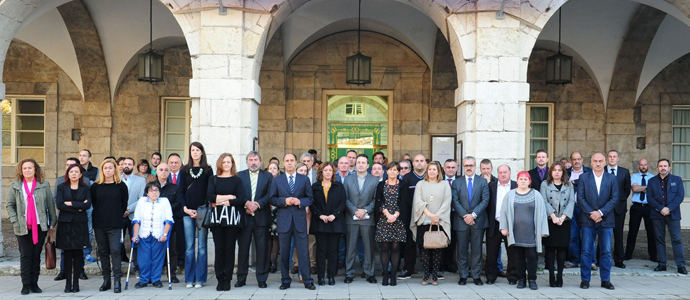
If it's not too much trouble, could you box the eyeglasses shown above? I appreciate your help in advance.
[401,167,410,170]
[463,164,475,168]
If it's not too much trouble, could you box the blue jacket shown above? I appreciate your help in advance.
[269,172,313,233]
[576,171,618,228]
[647,174,685,220]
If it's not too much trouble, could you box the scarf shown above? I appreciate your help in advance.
[23,178,39,244]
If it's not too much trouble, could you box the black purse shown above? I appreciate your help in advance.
[195,204,212,230]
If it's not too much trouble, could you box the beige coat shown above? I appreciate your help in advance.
[5,179,57,236]
[411,180,452,242]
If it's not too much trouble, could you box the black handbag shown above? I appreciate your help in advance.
[195,204,212,230]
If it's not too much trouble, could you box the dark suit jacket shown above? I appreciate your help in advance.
[486,180,517,238]
[56,184,91,223]
[451,174,490,231]
[238,169,274,227]
[647,174,685,220]
[528,167,548,190]
[159,181,182,218]
[605,166,631,214]
[310,181,346,234]
[270,172,313,233]
[576,171,619,228]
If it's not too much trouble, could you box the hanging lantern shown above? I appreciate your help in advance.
[138,0,164,82]
[346,0,371,86]
[545,9,572,85]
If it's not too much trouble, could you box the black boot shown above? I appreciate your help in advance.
[556,275,563,287]
[549,273,556,287]
[99,277,111,291]
[73,276,80,293]
[528,279,538,290]
[21,284,30,295]
[113,280,121,293]
[64,280,72,293]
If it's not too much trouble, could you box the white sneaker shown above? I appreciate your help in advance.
[194,283,203,288]
[186,283,193,288]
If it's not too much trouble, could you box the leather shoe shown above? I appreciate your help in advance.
[171,276,180,283]
[508,280,517,285]
[516,279,526,289]
[54,273,66,281]
[318,278,325,286]
[486,279,495,284]
[601,281,615,290]
[279,283,290,290]
[344,277,353,283]
[305,283,316,290]
[99,278,111,291]
[580,281,589,289]
[474,278,483,286]
[678,267,688,275]
[367,276,377,284]
[79,272,88,280]
[153,281,163,288]
[30,284,42,293]
[113,280,121,293]
[135,282,147,289]
[21,285,30,295]
[328,278,335,285]
[458,278,467,285]
[497,271,507,278]
[615,262,626,268]
[528,280,538,290]
[234,281,246,288]
[654,265,667,272]
[258,281,268,288]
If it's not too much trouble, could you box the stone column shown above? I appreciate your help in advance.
[452,12,530,173]
[178,9,270,168]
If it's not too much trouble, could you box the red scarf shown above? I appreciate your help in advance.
[23,178,39,244]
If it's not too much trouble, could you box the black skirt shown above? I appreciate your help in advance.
[542,219,571,248]
[56,222,89,250]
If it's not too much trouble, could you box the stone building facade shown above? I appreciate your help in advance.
[1,0,690,256]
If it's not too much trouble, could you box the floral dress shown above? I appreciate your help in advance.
[375,182,406,242]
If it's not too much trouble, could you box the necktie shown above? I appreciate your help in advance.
[640,174,646,201]
[448,179,453,187]
[467,177,473,206]
[610,168,615,176]
[172,173,177,185]
[23,178,39,245]
[538,168,545,180]
[289,175,295,195]
[250,172,258,201]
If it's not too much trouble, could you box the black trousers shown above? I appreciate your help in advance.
[485,222,516,282]
[442,217,457,272]
[625,203,657,260]
[64,249,84,287]
[173,216,185,266]
[513,246,537,281]
[402,228,417,272]
[315,232,340,279]
[95,227,123,278]
[613,211,626,264]
[211,227,241,281]
[17,229,47,285]
[237,218,270,283]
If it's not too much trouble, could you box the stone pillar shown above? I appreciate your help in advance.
[453,12,530,173]
[181,9,270,169]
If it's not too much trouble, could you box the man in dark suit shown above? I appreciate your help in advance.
[647,158,687,274]
[528,149,549,190]
[484,164,517,284]
[577,153,618,290]
[269,153,315,290]
[166,153,185,268]
[236,151,274,288]
[566,151,592,268]
[343,154,379,284]
[452,156,489,286]
[155,163,180,283]
[604,150,631,269]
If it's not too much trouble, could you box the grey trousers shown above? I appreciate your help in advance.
[455,228,485,279]
[345,224,375,277]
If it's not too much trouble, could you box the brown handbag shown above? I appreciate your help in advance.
[44,230,56,269]
[423,224,449,249]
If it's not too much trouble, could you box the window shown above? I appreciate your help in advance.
[525,103,553,170]
[161,98,192,161]
[2,97,45,165]
[345,103,364,116]
[672,106,690,193]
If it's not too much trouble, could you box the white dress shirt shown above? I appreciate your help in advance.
[132,196,174,239]
[495,182,512,221]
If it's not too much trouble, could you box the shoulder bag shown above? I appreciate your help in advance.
[423,224,449,249]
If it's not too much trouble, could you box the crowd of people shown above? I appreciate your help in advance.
[3,145,686,294]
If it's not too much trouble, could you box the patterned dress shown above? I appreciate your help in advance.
[375,182,406,242]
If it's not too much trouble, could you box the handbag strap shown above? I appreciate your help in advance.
[427,224,440,232]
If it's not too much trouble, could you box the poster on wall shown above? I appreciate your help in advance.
[431,135,456,163]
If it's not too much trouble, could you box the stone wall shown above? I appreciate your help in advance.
[258,30,457,163]
[528,49,606,164]
[111,45,192,160]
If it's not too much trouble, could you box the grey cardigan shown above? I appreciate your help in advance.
[539,181,575,219]
[499,189,549,252]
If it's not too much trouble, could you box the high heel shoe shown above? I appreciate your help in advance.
[549,274,556,287]
[390,277,397,286]
[382,275,389,286]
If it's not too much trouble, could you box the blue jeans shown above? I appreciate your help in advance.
[183,216,208,284]
[581,225,612,282]
[497,247,504,272]
[653,217,686,268]
[83,206,94,258]
[137,235,166,284]
[568,205,581,264]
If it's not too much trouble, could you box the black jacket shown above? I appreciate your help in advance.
[160,181,182,218]
[237,169,274,227]
[310,181,346,234]
[485,180,517,238]
[56,184,91,223]
[528,167,548,190]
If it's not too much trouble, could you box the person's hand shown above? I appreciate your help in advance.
[305,206,310,214]
[184,207,197,218]
[293,199,301,206]
[246,201,259,212]
[320,215,329,223]
[463,214,474,225]
[65,201,73,207]
[430,214,440,224]
[551,215,560,224]
[501,229,509,236]
[355,209,366,219]
[386,214,396,223]
[245,208,254,215]
[661,207,670,216]
[542,234,548,237]
[131,237,139,243]
[158,235,168,242]
[123,210,130,218]
[327,215,336,222]
[590,210,602,221]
